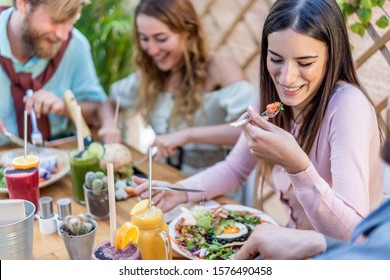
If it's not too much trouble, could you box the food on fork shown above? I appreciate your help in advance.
[262,101,284,117]
[230,101,284,127]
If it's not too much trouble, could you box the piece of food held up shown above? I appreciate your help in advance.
[230,101,284,127]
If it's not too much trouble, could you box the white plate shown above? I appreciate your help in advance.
[168,204,278,260]
[0,148,70,193]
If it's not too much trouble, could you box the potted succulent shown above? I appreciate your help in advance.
[84,171,109,220]
[59,214,97,260]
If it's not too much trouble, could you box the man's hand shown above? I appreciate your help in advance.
[235,223,326,260]
[0,119,6,134]
[24,89,66,118]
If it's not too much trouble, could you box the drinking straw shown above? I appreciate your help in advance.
[107,163,117,247]
[148,147,152,207]
[113,96,121,129]
[24,110,27,158]
[75,105,84,152]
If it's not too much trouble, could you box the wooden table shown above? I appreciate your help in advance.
[0,139,236,260]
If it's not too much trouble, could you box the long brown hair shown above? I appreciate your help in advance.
[256,0,375,204]
[133,0,208,127]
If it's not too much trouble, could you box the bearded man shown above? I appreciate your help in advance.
[0,0,106,145]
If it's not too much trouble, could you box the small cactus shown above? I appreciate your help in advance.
[61,214,95,236]
[92,178,104,191]
[95,171,105,179]
[84,171,108,194]
[85,171,96,189]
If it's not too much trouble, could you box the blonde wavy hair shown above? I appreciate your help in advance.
[133,0,208,127]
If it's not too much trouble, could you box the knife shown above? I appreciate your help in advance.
[152,186,206,193]
[63,90,93,147]
[3,130,36,150]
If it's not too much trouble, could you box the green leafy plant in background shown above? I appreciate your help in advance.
[76,0,137,93]
[337,0,390,37]
[0,0,11,5]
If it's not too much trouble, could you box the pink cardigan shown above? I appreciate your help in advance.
[179,83,383,240]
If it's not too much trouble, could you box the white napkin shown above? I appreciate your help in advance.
[0,200,25,225]
[164,200,219,223]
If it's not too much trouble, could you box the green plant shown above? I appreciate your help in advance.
[85,171,108,194]
[61,214,95,236]
[76,0,136,92]
[337,0,390,37]
[0,0,12,5]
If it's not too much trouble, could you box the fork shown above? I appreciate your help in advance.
[26,89,43,147]
[132,146,158,168]
[152,186,205,193]
[230,107,282,127]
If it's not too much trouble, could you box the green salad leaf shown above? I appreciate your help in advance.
[196,211,213,230]
[203,240,235,260]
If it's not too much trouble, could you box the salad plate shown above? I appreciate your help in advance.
[0,148,70,193]
[168,204,278,260]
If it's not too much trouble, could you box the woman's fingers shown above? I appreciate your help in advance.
[247,105,272,130]
[132,176,147,184]
[133,178,169,203]
[151,190,165,205]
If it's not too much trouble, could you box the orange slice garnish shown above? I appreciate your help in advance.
[130,199,151,216]
[12,155,40,169]
[115,221,139,250]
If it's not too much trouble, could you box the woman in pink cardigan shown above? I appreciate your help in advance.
[134,0,383,240]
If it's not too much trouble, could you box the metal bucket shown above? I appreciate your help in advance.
[0,200,35,260]
[59,219,97,260]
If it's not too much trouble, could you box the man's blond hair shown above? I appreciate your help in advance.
[12,0,90,20]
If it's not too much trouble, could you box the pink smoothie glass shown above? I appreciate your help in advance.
[4,156,40,214]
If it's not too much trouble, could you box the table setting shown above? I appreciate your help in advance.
[0,95,278,260]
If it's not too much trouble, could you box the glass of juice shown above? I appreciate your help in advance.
[69,150,100,205]
[92,241,141,260]
[130,201,172,260]
[4,155,40,214]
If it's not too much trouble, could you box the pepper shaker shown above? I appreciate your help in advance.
[38,196,57,234]
[56,198,72,234]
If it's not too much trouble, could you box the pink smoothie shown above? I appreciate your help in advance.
[93,241,141,260]
[4,167,39,214]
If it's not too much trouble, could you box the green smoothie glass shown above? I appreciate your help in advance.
[69,143,104,204]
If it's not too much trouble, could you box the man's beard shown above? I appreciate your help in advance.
[21,14,63,60]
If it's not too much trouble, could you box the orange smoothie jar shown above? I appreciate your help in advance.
[130,205,172,260]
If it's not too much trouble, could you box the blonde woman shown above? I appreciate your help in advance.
[98,0,257,178]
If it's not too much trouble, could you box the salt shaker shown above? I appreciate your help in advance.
[38,196,57,234]
[56,198,72,234]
